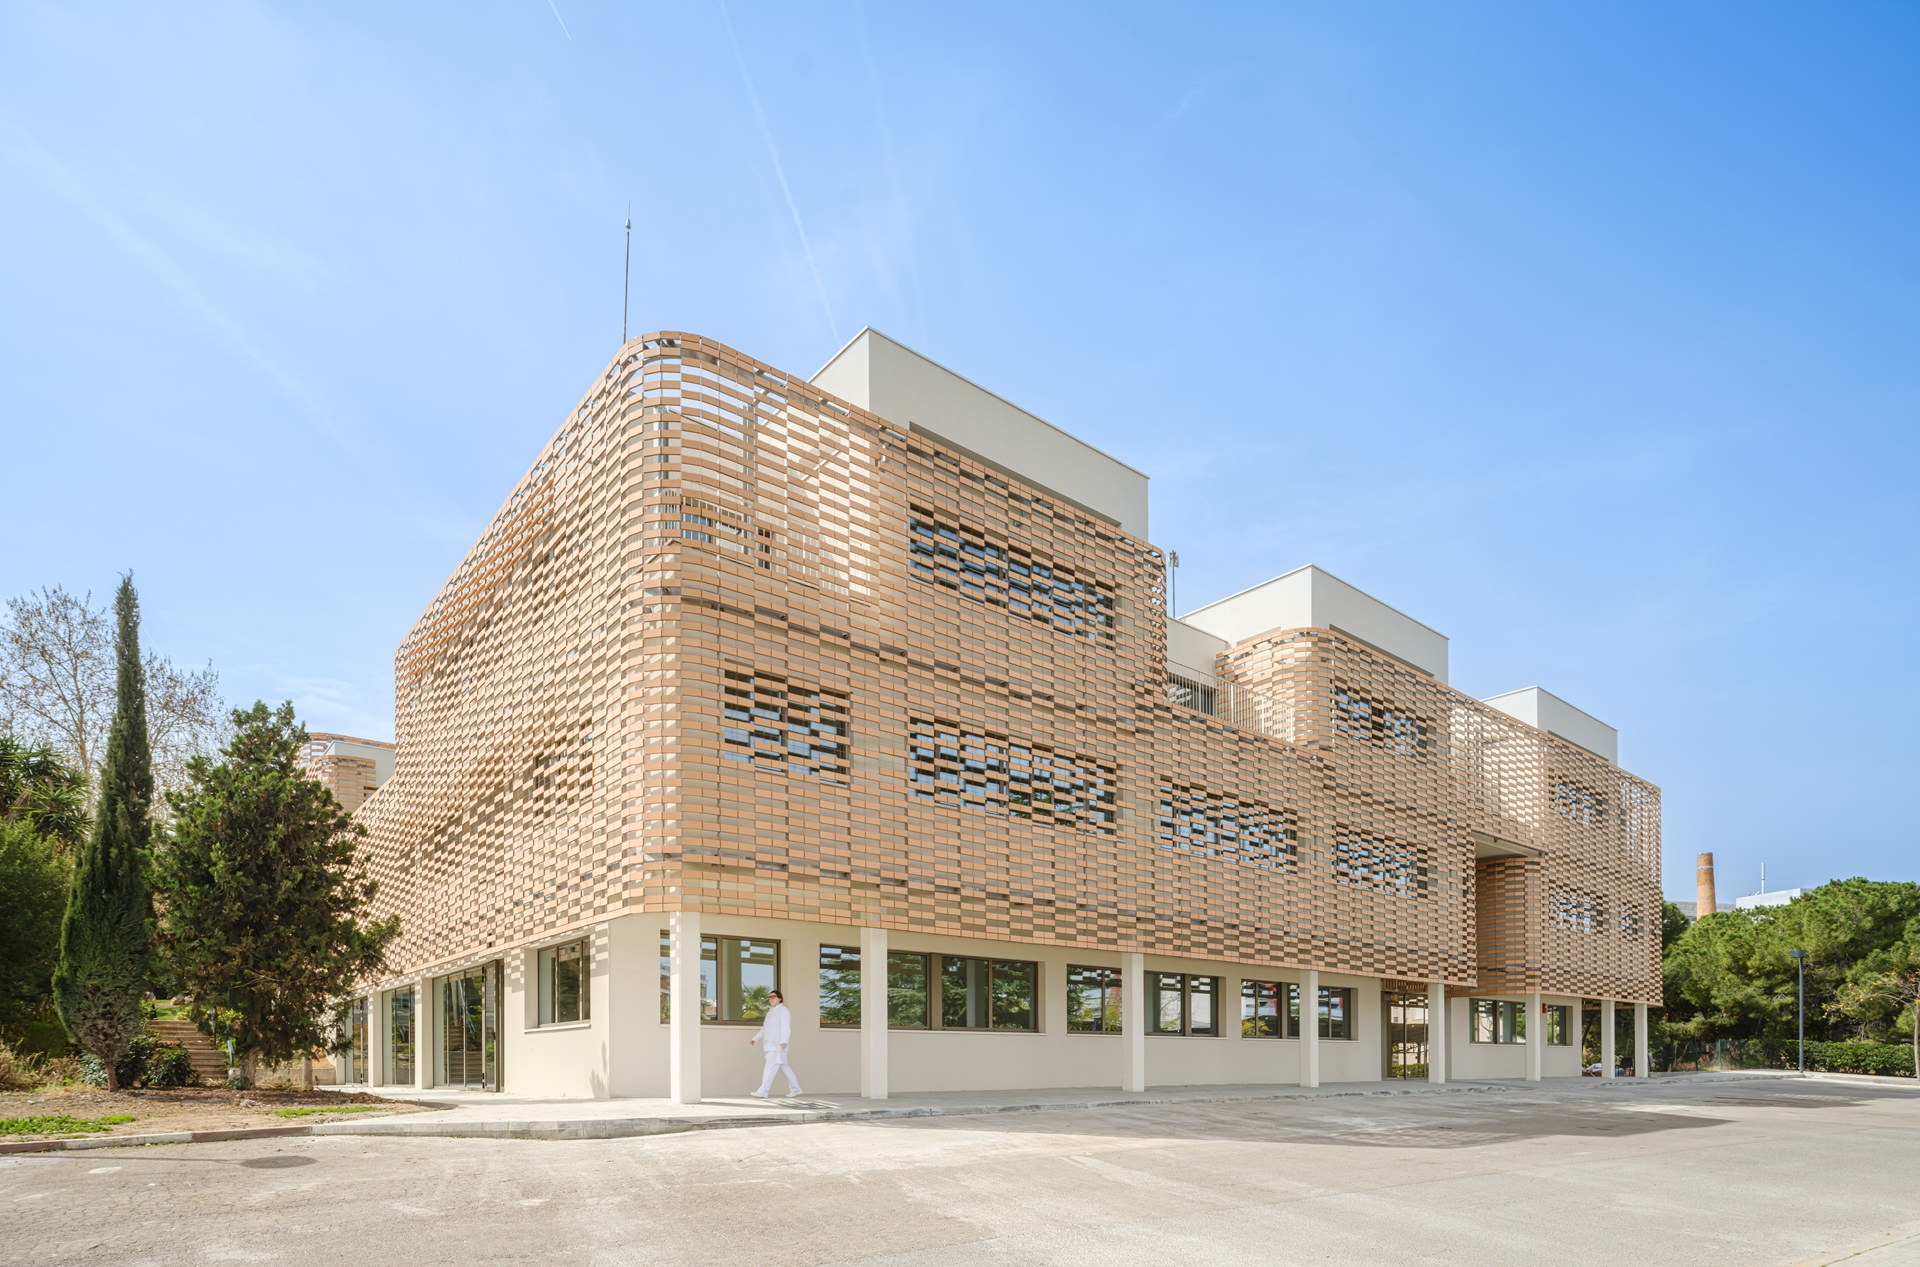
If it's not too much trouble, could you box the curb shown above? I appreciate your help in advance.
[311,1081,1526,1142]
[0,1124,315,1155]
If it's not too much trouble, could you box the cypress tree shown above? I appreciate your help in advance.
[51,575,152,1090]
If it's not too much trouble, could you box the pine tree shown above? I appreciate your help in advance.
[155,701,398,1081]
[51,576,152,1090]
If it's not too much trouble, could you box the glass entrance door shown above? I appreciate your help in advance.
[436,962,500,1090]
[1386,990,1430,1079]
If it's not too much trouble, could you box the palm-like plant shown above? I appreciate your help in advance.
[0,734,90,852]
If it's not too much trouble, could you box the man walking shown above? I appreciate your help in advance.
[749,989,802,1098]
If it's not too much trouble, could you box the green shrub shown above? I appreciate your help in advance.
[1803,1041,1915,1077]
[77,1033,199,1088]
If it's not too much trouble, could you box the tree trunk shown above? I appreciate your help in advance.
[242,1050,258,1086]
[303,1056,313,1091]
[104,1055,119,1093]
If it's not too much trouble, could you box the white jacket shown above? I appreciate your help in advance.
[753,1002,792,1050]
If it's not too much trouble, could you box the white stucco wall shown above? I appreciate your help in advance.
[364,914,1396,1098]
[1479,687,1619,764]
[811,328,1150,539]
[1180,566,1450,682]
[1166,617,1229,686]
[1444,994,1586,1081]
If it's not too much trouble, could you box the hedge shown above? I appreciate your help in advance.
[1801,1041,1915,1077]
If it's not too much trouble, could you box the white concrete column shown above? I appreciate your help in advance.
[1526,991,1544,1082]
[1601,998,1617,1080]
[1634,1002,1650,1079]
[860,926,888,1100]
[669,910,702,1104]
[1299,970,1320,1089]
[1427,982,1447,1084]
[1120,952,1146,1093]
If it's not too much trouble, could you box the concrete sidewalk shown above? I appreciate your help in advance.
[314,1072,1774,1141]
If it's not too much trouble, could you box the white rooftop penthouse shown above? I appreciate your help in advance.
[813,327,1151,538]
[1481,687,1619,765]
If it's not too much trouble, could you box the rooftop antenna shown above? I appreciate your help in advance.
[622,204,632,345]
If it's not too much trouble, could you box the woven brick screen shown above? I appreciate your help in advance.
[357,333,1661,1004]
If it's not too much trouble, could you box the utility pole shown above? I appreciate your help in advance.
[622,204,632,344]
[1790,948,1807,1073]
[1168,551,1179,616]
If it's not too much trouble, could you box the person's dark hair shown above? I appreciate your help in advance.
[768,989,784,1002]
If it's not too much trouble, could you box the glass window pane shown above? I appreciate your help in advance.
[887,951,929,1028]
[659,931,670,1022]
[1151,973,1185,1034]
[1320,986,1351,1040]
[819,945,861,1027]
[1472,998,1496,1043]
[1243,980,1282,1038]
[941,956,993,1029]
[1066,965,1120,1033]
[387,988,414,1085]
[1286,983,1301,1039]
[1189,976,1218,1035]
[541,940,586,1025]
[991,960,1037,1030]
[700,936,779,1023]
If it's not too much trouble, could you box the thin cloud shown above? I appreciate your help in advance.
[545,0,573,41]
[715,0,839,339]
[853,0,928,341]
[0,115,356,459]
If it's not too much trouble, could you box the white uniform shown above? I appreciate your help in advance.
[751,1002,801,1097]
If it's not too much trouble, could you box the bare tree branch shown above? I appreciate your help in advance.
[0,585,228,803]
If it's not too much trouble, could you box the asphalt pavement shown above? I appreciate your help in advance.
[5,1076,1919,1265]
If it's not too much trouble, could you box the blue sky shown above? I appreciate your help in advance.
[3,3,1915,903]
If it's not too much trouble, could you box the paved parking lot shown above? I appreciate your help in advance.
[6,1076,1920,1265]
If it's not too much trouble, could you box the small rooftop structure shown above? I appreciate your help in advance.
[1178,565,1450,682]
[812,328,1150,538]
[1481,686,1619,765]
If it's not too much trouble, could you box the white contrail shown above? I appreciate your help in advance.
[853,0,927,340]
[716,0,839,338]
[0,114,356,459]
[545,0,572,40]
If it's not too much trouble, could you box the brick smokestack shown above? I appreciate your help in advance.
[1696,852,1718,917]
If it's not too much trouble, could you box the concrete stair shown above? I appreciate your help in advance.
[146,1019,228,1084]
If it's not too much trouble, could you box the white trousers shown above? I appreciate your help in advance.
[755,1048,802,1096]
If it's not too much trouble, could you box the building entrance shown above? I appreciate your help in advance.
[1385,990,1429,1079]
[436,962,500,1090]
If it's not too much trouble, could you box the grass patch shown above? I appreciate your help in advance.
[0,1113,136,1137]
[272,1104,385,1118]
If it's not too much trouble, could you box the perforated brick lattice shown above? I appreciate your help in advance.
[357,332,1660,1004]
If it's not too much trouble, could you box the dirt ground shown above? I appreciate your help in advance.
[0,1085,430,1139]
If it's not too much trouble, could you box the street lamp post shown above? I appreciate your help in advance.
[1789,949,1807,1074]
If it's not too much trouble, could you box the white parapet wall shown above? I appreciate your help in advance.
[812,328,1151,539]
[1179,565,1450,682]
[1480,686,1619,764]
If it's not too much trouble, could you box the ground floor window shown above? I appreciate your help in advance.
[1151,973,1219,1035]
[1543,1003,1571,1045]
[537,939,589,1026]
[348,996,369,1082]
[1242,980,1284,1037]
[1286,985,1355,1040]
[819,945,861,1026]
[436,962,500,1090]
[385,987,415,1085]
[1470,998,1527,1044]
[1067,965,1122,1033]
[657,933,781,1024]
[882,953,1036,1031]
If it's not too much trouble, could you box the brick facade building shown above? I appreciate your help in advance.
[344,329,1660,1098]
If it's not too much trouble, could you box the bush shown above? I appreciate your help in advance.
[0,1038,40,1092]
[1804,1041,1915,1077]
[77,1033,200,1089]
